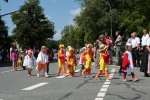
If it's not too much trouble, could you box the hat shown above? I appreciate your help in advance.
[99,44,107,51]
[59,44,64,48]
[87,43,93,48]
[126,43,132,46]
[82,47,86,50]
[28,49,33,53]
[68,47,74,52]
[67,46,71,49]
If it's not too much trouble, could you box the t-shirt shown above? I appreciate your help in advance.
[105,39,110,51]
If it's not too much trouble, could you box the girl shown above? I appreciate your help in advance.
[10,42,18,71]
[95,44,111,80]
[122,43,138,82]
[23,50,36,77]
[36,46,49,78]
[57,44,67,76]
[82,43,94,78]
[67,47,77,77]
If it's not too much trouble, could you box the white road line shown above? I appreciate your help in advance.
[74,69,81,73]
[97,92,106,97]
[56,75,66,78]
[1,68,22,73]
[95,68,116,100]
[100,88,107,92]
[95,98,103,100]
[22,82,48,90]
[104,82,110,85]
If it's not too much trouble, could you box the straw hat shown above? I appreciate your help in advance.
[59,44,64,48]
[87,43,93,48]
[68,47,74,52]
[126,43,132,46]
[99,44,107,51]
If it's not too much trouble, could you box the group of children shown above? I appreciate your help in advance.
[22,42,138,82]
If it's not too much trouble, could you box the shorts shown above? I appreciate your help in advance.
[38,63,47,71]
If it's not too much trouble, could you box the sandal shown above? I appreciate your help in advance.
[132,78,139,82]
[95,76,101,80]
[45,75,49,78]
[123,79,129,82]
[37,74,40,77]
[106,77,111,80]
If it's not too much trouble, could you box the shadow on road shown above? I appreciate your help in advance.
[0,61,12,68]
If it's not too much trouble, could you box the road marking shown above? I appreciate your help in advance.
[100,88,107,92]
[1,68,22,73]
[74,69,80,73]
[104,82,110,85]
[97,92,105,97]
[56,69,81,78]
[56,75,66,78]
[95,68,116,100]
[22,82,48,90]
[95,98,103,100]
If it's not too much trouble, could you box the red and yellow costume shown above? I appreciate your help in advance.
[82,44,94,78]
[67,47,77,77]
[57,44,66,76]
[95,44,110,80]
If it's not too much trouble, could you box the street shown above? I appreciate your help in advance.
[0,55,150,100]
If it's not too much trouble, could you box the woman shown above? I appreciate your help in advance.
[10,42,18,71]
[94,35,106,69]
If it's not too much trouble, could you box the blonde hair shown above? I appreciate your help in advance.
[40,46,46,52]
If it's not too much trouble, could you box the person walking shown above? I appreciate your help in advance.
[10,42,18,71]
[140,30,150,77]
[115,31,122,66]
[94,35,106,69]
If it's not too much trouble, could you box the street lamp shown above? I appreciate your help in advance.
[102,0,112,36]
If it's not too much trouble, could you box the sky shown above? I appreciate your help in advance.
[0,0,82,40]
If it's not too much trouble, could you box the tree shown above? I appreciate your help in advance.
[74,0,119,43]
[11,0,55,48]
[0,18,8,49]
[59,25,74,47]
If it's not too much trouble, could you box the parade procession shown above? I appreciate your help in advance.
[1,0,150,100]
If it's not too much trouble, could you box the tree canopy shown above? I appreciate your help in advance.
[60,0,150,48]
[11,0,55,48]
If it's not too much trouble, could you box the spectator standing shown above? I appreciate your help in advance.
[140,30,150,77]
[115,31,122,66]
[130,32,140,67]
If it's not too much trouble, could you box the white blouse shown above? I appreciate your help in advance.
[23,55,37,67]
[146,38,150,46]
[36,52,48,64]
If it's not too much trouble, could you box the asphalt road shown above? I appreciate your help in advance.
[0,54,150,100]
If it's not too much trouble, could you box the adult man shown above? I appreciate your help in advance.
[130,32,140,67]
[115,31,122,66]
[140,29,150,77]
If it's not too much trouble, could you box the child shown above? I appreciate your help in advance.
[67,47,77,77]
[23,50,36,77]
[57,44,67,76]
[82,43,94,78]
[95,44,111,80]
[36,46,49,78]
[79,47,86,75]
[122,43,138,82]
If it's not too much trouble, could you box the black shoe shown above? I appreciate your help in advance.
[144,74,150,77]
[23,66,26,70]
[118,72,122,75]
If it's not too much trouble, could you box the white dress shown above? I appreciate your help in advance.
[23,55,37,69]
[124,51,134,72]
[36,52,48,64]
